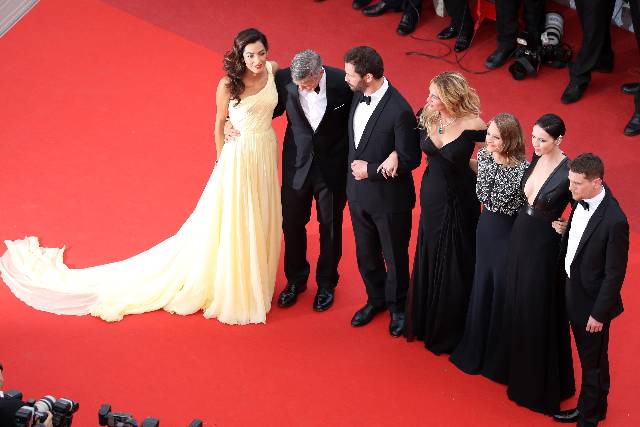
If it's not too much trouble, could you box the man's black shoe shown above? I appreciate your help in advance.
[277,283,307,308]
[313,288,334,312]
[561,81,587,104]
[396,10,419,36]
[484,45,516,69]
[389,312,406,337]
[351,303,385,327]
[454,31,473,52]
[624,112,640,136]
[552,408,579,423]
[352,0,372,9]
[363,1,403,17]
[437,25,458,40]
[621,82,640,95]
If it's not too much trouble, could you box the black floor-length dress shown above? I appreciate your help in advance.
[406,129,484,355]
[450,147,528,379]
[503,155,576,414]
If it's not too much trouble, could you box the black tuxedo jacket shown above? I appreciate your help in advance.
[274,66,353,192]
[560,185,629,322]
[347,83,421,213]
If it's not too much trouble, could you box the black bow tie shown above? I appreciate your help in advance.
[314,85,320,94]
[360,95,372,105]
[578,200,590,211]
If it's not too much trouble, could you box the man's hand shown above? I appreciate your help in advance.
[586,316,604,333]
[223,119,240,143]
[351,160,368,180]
[552,218,568,235]
[377,151,398,179]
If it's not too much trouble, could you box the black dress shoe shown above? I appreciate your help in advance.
[437,25,458,40]
[484,45,516,69]
[624,112,640,136]
[363,1,403,17]
[396,10,419,36]
[352,0,372,9]
[277,283,307,308]
[313,288,334,312]
[389,312,406,337]
[552,408,579,423]
[621,82,640,95]
[561,81,587,104]
[351,303,385,327]
[454,31,473,52]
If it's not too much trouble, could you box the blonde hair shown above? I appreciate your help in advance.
[419,71,481,135]
[489,113,525,164]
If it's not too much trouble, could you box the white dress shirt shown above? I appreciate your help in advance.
[298,68,327,132]
[353,77,389,149]
[565,186,606,277]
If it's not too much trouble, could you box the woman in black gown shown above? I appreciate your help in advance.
[405,71,486,355]
[450,113,528,376]
[503,114,575,414]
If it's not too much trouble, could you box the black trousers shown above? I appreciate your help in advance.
[632,0,640,50]
[566,278,611,427]
[387,0,422,12]
[443,0,474,35]
[494,0,545,48]
[570,0,616,86]
[282,163,346,289]
[349,200,412,313]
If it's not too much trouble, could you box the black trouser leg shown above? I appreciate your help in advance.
[313,178,347,289]
[444,0,474,35]
[402,0,422,13]
[522,0,546,46]
[567,278,610,426]
[571,0,616,86]
[282,177,313,287]
[371,210,412,313]
[495,0,522,48]
[570,320,610,426]
[631,0,640,50]
[349,201,387,309]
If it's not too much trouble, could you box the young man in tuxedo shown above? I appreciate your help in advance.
[273,50,354,312]
[552,153,629,426]
[343,46,421,337]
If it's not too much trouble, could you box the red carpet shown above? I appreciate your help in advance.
[0,0,638,425]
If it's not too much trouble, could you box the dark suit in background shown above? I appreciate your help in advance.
[274,66,353,292]
[347,83,420,313]
[561,186,629,427]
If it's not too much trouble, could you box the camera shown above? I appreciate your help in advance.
[12,394,78,427]
[508,31,541,80]
[98,403,203,427]
[509,12,572,80]
[15,396,55,427]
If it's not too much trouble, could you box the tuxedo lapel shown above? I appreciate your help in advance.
[287,82,312,130]
[572,192,609,266]
[315,72,336,132]
[356,88,392,154]
[348,92,360,149]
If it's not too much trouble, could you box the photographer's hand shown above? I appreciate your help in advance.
[32,411,53,427]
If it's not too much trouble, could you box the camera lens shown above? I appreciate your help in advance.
[34,395,56,412]
[541,12,564,46]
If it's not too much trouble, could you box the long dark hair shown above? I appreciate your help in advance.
[223,28,268,103]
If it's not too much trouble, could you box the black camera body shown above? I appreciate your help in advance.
[508,32,541,80]
[98,403,203,427]
[9,393,78,427]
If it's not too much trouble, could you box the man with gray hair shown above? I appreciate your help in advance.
[272,50,353,311]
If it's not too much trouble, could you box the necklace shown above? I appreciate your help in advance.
[438,115,457,134]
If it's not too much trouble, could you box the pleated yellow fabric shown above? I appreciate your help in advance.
[0,63,282,325]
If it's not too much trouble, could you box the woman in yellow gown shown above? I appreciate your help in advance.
[0,28,282,325]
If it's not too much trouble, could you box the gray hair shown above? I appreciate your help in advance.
[290,50,323,81]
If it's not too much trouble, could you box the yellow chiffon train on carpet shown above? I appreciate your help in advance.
[0,63,282,325]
